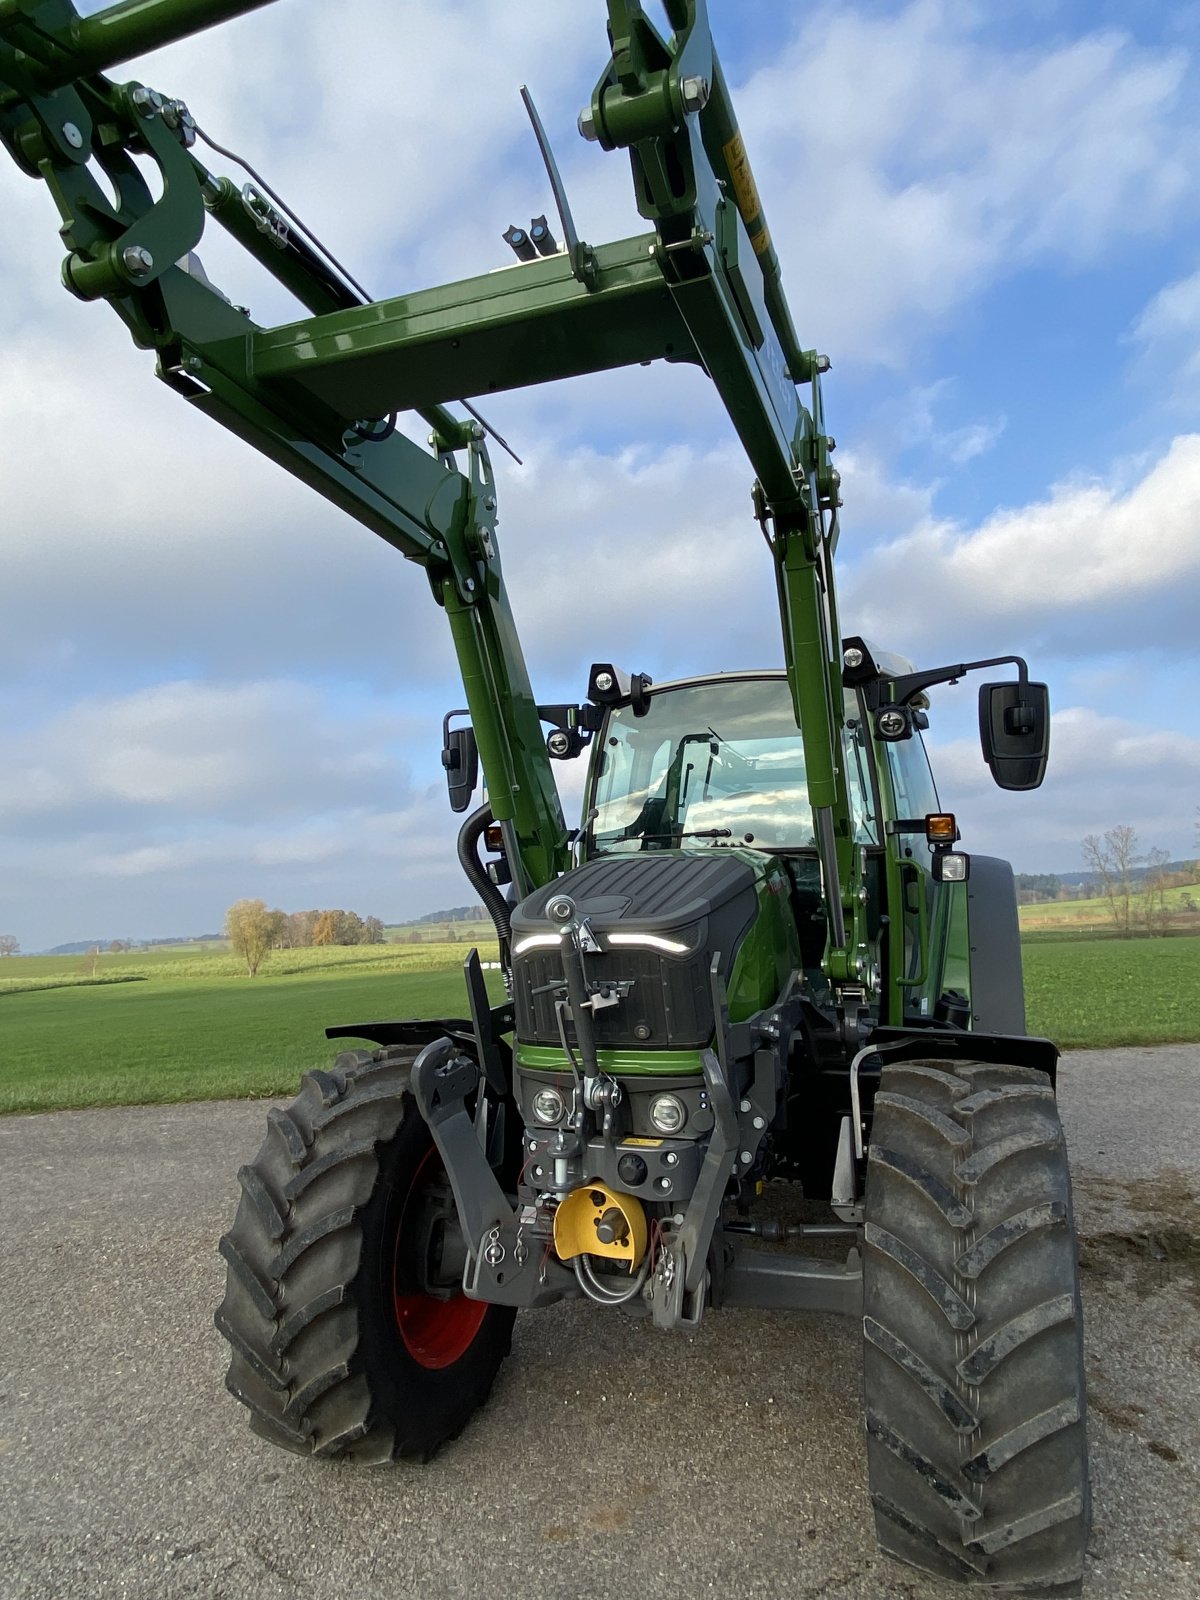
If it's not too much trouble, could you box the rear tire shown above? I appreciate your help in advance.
[215,1044,515,1463]
[862,1059,1089,1594]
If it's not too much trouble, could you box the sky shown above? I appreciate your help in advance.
[2,0,1200,950]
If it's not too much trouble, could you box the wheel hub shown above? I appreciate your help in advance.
[392,1145,487,1370]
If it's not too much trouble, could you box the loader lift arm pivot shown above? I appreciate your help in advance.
[0,0,863,980]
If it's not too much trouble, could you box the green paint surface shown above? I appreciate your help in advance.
[516,1044,704,1078]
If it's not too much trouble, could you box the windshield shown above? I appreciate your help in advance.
[587,677,877,854]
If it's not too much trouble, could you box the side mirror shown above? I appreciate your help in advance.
[978,681,1050,790]
[442,725,479,813]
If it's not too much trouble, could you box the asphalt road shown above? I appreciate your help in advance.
[0,1046,1197,1600]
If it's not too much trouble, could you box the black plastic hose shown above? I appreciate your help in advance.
[457,803,512,957]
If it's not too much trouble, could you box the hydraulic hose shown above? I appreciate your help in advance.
[573,1251,650,1306]
[457,802,512,960]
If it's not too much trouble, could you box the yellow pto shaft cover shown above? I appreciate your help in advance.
[553,1183,648,1271]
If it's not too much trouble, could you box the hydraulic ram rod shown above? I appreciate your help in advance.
[695,54,807,382]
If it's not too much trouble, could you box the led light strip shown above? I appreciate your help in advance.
[512,932,565,955]
[606,932,691,955]
[514,930,691,956]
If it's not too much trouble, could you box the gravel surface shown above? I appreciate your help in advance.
[0,1045,1197,1600]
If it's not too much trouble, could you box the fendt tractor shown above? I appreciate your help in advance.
[1,0,1089,1590]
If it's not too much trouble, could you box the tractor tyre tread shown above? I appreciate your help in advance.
[863,1057,1089,1595]
[216,1044,513,1463]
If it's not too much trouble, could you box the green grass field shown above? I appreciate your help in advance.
[0,932,1195,1114]
[1019,881,1200,934]
[0,941,502,1114]
[1022,935,1200,1050]
[1,938,499,989]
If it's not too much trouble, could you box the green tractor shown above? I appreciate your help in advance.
[1,0,1088,1589]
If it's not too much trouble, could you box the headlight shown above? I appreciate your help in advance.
[932,850,970,883]
[532,1086,566,1125]
[649,1093,686,1134]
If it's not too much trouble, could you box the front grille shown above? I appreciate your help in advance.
[513,945,713,1049]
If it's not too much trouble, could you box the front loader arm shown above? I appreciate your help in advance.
[0,0,868,982]
[0,0,571,891]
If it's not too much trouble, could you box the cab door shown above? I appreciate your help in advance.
[882,729,943,1020]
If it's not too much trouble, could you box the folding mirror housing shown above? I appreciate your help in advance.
[442,724,480,813]
[979,681,1050,790]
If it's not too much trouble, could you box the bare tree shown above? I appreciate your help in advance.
[226,899,274,977]
[0,934,18,956]
[1140,847,1173,936]
[282,910,317,948]
[1081,826,1140,938]
[363,916,386,945]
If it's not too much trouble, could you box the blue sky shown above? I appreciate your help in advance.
[2,0,1199,949]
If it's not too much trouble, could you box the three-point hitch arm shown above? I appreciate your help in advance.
[0,0,868,984]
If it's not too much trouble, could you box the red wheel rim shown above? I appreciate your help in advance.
[392,1145,488,1370]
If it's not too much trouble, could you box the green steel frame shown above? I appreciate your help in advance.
[0,0,867,980]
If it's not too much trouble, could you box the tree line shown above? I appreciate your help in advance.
[225,899,386,976]
[1080,827,1198,939]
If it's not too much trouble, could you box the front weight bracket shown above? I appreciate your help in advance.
[410,1037,512,1253]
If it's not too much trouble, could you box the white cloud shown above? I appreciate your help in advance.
[937,417,1008,467]
[1129,265,1200,395]
[739,2,1192,359]
[0,325,462,690]
[503,440,776,684]
[0,679,417,828]
[932,706,1200,870]
[841,434,1200,659]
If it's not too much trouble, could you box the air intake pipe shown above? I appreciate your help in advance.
[457,802,513,965]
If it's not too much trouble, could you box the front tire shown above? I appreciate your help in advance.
[863,1059,1089,1593]
[215,1044,515,1463]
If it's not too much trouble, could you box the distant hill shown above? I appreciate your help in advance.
[43,934,222,955]
[1024,860,1197,890]
[415,905,488,924]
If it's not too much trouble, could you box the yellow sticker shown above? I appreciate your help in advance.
[623,1136,664,1148]
[722,130,763,227]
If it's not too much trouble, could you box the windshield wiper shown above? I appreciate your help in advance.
[638,827,733,841]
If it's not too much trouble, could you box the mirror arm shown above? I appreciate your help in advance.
[442,708,471,745]
[884,653,1028,706]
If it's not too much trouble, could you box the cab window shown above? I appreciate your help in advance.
[589,678,878,854]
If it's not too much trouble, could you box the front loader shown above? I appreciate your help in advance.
[0,0,1088,1590]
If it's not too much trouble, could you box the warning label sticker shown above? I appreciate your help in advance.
[722,130,771,255]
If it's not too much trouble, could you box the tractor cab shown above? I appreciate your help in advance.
[571,666,912,1004]
[584,671,870,858]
